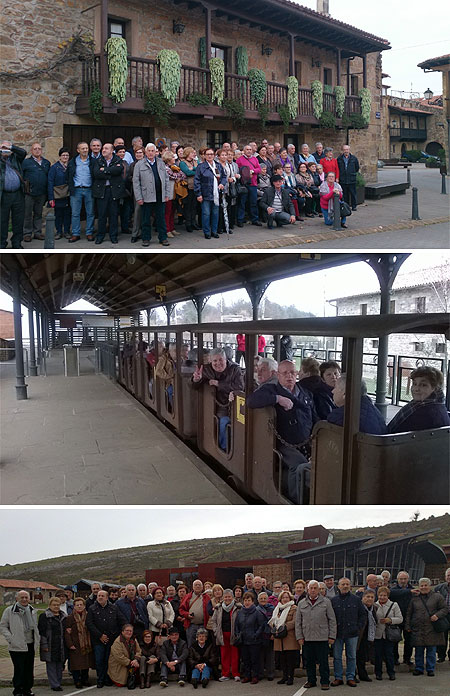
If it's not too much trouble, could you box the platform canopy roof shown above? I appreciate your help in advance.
[2,252,376,315]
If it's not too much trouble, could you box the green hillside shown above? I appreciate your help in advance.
[1,513,449,587]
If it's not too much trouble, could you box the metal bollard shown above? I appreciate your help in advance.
[406,168,411,187]
[44,210,55,249]
[411,187,421,220]
[441,174,447,195]
[333,191,341,231]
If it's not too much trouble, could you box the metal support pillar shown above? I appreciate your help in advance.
[100,0,109,100]
[362,54,367,88]
[367,254,409,418]
[341,336,363,503]
[204,4,211,66]
[28,305,38,376]
[50,316,56,349]
[289,34,295,76]
[346,58,351,94]
[35,306,41,366]
[192,295,210,324]
[11,268,28,400]
[246,282,270,321]
[336,48,341,86]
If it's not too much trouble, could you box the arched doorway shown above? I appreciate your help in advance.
[425,141,443,157]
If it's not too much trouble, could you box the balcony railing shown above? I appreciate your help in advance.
[389,127,427,140]
[79,56,361,122]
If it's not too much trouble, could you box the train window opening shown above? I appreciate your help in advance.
[415,296,426,313]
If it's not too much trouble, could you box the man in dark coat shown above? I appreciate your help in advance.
[259,175,296,228]
[337,145,360,210]
[0,139,27,248]
[115,584,149,641]
[389,570,416,665]
[192,347,244,452]
[327,375,387,435]
[435,567,450,662]
[159,627,189,686]
[248,359,317,504]
[331,578,366,687]
[22,142,50,241]
[91,143,125,245]
[86,589,123,688]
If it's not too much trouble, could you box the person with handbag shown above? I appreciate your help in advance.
[356,590,377,683]
[234,592,266,684]
[373,586,403,681]
[211,589,241,682]
[307,162,323,216]
[319,172,347,228]
[193,148,226,239]
[268,590,298,686]
[162,150,186,238]
[236,144,262,227]
[179,147,199,234]
[296,163,317,218]
[434,567,450,662]
[107,624,141,687]
[138,630,160,688]
[47,147,71,240]
[405,577,449,677]
[147,587,175,639]
[223,149,241,231]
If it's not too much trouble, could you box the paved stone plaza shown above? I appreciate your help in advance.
[0,351,243,505]
[18,166,449,251]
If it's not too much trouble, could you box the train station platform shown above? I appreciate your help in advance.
[0,350,244,506]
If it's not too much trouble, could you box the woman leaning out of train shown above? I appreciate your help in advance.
[387,366,450,433]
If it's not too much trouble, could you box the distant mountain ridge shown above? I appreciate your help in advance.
[1,514,449,587]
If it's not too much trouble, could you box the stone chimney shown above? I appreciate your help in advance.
[317,0,330,16]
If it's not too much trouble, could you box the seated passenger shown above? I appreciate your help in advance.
[387,366,450,433]
[247,359,317,504]
[320,360,341,390]
[256,358,279,386]
[192,347,244,451]
[327,375,387,435]
[298,357,337,420]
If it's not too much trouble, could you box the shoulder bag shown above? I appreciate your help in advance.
[420,595,450,633]
[383,603,402,643]
[339,200,352,217]
[271,624,288,639]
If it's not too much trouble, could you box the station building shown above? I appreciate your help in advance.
[1,0,391,181]
[0,579,59,605]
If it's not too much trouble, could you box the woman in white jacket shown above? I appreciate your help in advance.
[147,587,175,638]
[374,587,403,681]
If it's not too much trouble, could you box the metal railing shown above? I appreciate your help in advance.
[95,342,118,381]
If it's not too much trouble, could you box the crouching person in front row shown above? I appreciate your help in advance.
[188,627,218,688]
[160,627,188,687]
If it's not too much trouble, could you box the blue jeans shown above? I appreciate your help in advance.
[201,199,219,237]
[321,207,346,226]
[333,636,358,681]
[191,665,211,681]
[218,416,230,451]
[238,185,258,223]
[160,662,186,680]
[93,642,112,685]
[71,187,94,237]
[415,645,436,673]
[279,443,309,504]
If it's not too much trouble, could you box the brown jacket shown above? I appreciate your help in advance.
[107,636,142,685]
[64,613,95,671]
[273,605,298,652]
[405,592,448,647]
[192,361,244,417]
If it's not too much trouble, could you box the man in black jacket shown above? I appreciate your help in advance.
[0,139,27,248]
[247,359,317,504]
[389,571,417,666]
[331,578,366,687]
[91,143,125,244]
[337,145,360,211]
[86,590,123,688]
[160,627,189,686]
[259,175,296,229]
[22,143,50,242]
[115,584,149,641]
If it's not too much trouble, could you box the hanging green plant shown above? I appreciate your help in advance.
[342,112,368,129]
[105,36,128,103]
[235,46,248,76]
[311,80,323,120]
[323,84,333,94]
[334,85,345,118]
[199,37,207,68]
[223,97,245,125]
[186,92,210,107]
[143,89,171,126]
[258,103,270,128]
[319,110,336,129]
[277,104,290,129]
[157,49,181,107]
[209,57,225,106]
[248,67,267,105]
[89,84,103,124]
[359,87,371,124]
[286,75,298,119]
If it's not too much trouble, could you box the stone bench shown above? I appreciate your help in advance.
[365,182,410,199]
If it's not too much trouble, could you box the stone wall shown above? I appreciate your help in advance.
[0,310,14,340]
[253,562,291,586]
[1,0,383,177]
[378,94,446,159]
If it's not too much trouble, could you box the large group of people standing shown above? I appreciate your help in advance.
[1,569,449,692]
[0,136,360,248]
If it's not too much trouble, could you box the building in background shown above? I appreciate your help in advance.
[418,53,450,171]
[0,579,59,605]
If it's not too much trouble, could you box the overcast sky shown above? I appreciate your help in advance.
[297,0,449,96]
[0,507,448,566]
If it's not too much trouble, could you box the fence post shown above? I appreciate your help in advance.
[333,191,341,230]
[44,210,55,249]
[441,173,447,195]
[411,187,421,220]
[406,168,411,187]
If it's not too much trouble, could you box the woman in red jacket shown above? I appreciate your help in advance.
[320,147,339,181]
[236,334,246,365]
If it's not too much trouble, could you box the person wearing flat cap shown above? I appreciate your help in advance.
[259,174,296,229]
[323,576,338,600]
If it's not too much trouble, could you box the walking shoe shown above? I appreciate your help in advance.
[389,675,396,680]
[68,236,80,243]
[167,231,174,238]
[427,671,434,677]
[159,680,168,687]
[330,679,344,686]
[86,235,94,241]
[250,678,259,684]
[346,680,357,687]
[341,223,348,229]
[131,236,139,243]
[177,679,185,686]
[94,238,103,244]
[277,678,287,684]
[359,676,371,682]
[201,679,209,688]
[34,233,45,240]
[191,679,198,689]
[211,233,219,238]
[253,221,262,226]
[111,239,118,244]
[218,677,230,681]
[241,677,250,683]
[142,240,150,247]
[303,682,316,688]
[412,670,423,675]
[437,658,445,663]
[286,679,294,686]
[321,686,330,691]
[234,676,240,681]
[159,239,170,246]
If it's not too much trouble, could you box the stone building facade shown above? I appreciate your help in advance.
[1,0,390,181]
[333,265,449,363]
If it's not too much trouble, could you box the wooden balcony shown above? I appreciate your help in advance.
[389,127,427,141]
[76,55,362,125]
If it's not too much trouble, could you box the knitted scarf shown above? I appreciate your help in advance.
[364,606,376,642]
[269,600,294,630]
[73,610,91,655]
[16,603,34,633]
[120,634,136,660]
[221,599,235,613]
